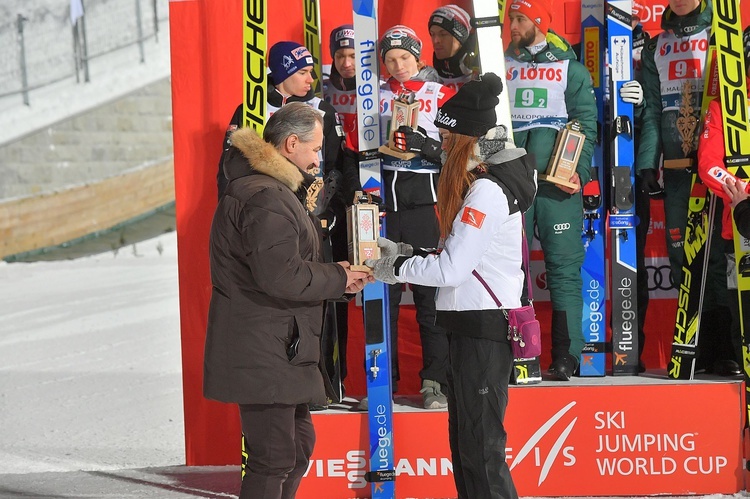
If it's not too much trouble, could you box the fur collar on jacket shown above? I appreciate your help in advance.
[227,127,304,192]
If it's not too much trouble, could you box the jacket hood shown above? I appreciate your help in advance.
[225,127,304,192]
[508,29,577,63]
[661,0,712,37]
[483,152,537,214]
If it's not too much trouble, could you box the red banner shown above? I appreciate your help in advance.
[298,382,743,498]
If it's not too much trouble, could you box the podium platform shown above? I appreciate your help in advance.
[298,372,745,499]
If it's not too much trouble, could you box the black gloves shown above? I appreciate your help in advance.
[393,126,442,164]
[638,168,665,199]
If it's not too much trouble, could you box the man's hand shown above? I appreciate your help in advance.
[556,172,582,195]
[620,80,644,106]
[337,261,375,293]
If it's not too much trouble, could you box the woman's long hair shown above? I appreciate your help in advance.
[437,132,481,238]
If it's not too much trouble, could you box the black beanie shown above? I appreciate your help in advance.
[434,72,503,137]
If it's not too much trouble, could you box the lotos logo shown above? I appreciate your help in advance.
[513,67,564,82]
[660,44,672,56]
[507,67,520,81]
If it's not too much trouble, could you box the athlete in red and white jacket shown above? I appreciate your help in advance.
[697,76,750,241]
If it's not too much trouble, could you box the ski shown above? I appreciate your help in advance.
[241,0,268,478]
[579,0,607,377]
[471,0,541,384]
[607,0,639,376]
[711,0,750,421]
[353,0,396,496]
[303,0,324,97]
[667,31,721,380]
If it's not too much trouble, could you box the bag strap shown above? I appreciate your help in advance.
[472,214,533,307]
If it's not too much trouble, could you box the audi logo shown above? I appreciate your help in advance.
[646,264,675,291]
[553,223,571,231]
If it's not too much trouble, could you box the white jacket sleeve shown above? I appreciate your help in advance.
[397,179,509,287]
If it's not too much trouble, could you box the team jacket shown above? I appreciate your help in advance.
[396,149,537,340]
[505,30,597,186]
[636,0,712,172]
[216,79,345,198]
[697,81,750,240]
[379,74,456,211]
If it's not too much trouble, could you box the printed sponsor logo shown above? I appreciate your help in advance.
[435,109,457,128]
[335,29,355,41]
[291,46,312,60]
[506,66,563,82]
[460,207,486,229]
[509,402,577,485]
[243,0,267,132]
[713,0,750,157]
[553,223,571,233]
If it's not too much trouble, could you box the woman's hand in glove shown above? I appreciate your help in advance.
[377,237,413,257]
[364,255,406,285]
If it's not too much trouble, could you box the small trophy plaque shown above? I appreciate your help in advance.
[540,120,586,190]
[347,191,380,272]
[378,90,420,160]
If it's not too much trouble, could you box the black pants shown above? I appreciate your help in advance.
[238,403,315,499]
[446,334,518,499]
[386,205,448,386]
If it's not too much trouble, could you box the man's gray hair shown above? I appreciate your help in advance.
[264,102,324,148]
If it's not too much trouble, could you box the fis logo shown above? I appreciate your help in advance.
[509,401,578,485]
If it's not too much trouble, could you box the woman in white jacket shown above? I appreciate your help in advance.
[367,73,537,499]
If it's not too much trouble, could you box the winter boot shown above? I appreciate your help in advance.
[548,353,578,381]
[420,379,448,409]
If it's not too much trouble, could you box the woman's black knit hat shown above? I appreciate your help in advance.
[434,72,503,137]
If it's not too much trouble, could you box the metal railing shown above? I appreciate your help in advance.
[0,0,169,106]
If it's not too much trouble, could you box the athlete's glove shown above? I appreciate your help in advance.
[393,126,442,163]
[638,168,665,198]
[377,237,414,258]
[364,255,407,285]
[619,80,644,106]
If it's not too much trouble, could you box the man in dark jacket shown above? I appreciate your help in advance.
[204,102,371,499]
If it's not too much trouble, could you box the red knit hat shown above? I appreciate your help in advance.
[509,0,552,35]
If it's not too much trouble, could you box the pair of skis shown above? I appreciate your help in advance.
[579,0,639,377]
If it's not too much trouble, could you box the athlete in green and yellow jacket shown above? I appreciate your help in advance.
[505,0,597,380]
